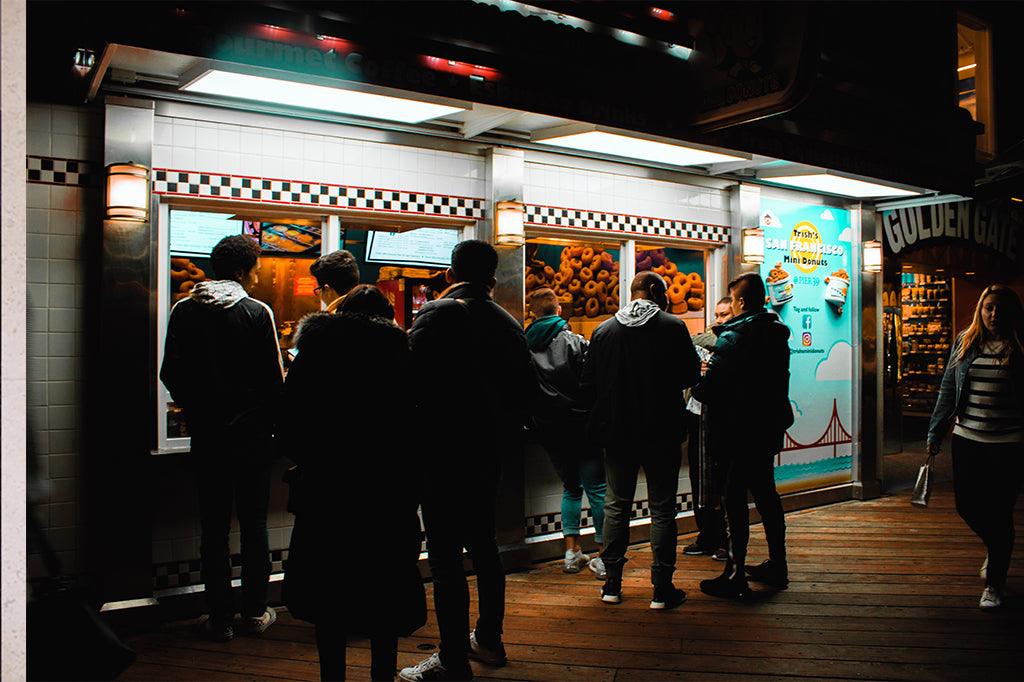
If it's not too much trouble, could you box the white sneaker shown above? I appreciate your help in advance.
[399,652,470,681]
[588,557,607,580]
[564,549,589,573]
[979,586,1002,610]
[980,555,988,580]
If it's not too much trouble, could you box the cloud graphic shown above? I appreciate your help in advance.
[837,226,851,241]
[815,341,852,381]
[790,400,803,417]
[820,209,835,221]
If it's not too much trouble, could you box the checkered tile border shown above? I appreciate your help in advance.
[152,169,485,219]
[525,204,730,244]
[153,549,288,590]
[525,492,694,537]
[26,156,93,186]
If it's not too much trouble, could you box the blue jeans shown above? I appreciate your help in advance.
[538,427,606,544]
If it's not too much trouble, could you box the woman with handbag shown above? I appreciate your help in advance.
[280,285,426,680]
[928,284,1024,610]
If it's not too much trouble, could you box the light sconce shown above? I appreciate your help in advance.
[862,240,882,273]
[105,163,150,222]
[494,200,525,248]
[741,227,765,264]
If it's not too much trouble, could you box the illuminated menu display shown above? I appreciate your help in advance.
[365,227,459,268]
[169,210,243,256]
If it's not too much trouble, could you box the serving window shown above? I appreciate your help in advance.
[635,244,708,335]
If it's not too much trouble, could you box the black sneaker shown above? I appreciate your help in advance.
[601,578,622,604]
[745,560,789,588]
[468,631,507,668]
[650,585,687,610]
[683,541,710,556]
[711,548,729,562]
[699,574,751,601]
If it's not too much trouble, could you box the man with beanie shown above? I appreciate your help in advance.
[526,288,606,578]
[694,272,793,600]
[579,271,700,610]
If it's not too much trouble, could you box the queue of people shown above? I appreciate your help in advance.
[160,235,805,680]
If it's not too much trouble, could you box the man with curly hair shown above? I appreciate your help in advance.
[161,235,283,641]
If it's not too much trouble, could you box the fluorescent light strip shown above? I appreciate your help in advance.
[183,70,465,124]
[535,130,747,167]
[957,63,977,72]
[762,174,921,198]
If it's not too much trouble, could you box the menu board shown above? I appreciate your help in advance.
[759,198,854,494]
[365,227,459,267]
[169,210,242,256]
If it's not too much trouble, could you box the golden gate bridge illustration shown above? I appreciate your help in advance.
[777,399,852,466]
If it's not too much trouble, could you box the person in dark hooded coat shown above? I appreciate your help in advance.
[693,272,794,600]
[281,285,426,681]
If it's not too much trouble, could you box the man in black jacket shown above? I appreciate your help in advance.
[693,272,794,600]
[526,288,606,578]
[160,235,283,641]
[401,240,537,682]
[579,271,700,611]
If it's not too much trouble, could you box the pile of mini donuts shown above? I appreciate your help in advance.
[526,245,621,318]
[635,248,705,314]
[170,257,208,304]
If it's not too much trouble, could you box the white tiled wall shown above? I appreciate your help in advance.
[26,103,102,578]
[524,162,729,227]
[152,115,487,198]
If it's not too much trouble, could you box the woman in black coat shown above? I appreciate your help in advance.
[281,285,426,680]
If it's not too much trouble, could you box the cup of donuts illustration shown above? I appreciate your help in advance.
[824,268,850,312]
[766,262,793,306]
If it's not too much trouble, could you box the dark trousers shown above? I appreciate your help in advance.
[602,441,682,586]
[314,625,397,681]
[722,454,786,576]
[193,438,273,623]
[952,435,1024,590]
[422,466,504,672]
[686,412,725,549]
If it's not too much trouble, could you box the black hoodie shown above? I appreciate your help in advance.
[693,309,794,456]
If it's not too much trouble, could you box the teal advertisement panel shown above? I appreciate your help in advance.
[759,198,854,492]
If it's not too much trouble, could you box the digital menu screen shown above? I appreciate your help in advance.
[365,227,459,268]
[259,222,323,256]
[169,210,243,256]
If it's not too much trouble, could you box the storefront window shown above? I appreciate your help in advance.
[957,14,994,158]
[635,244,707,334]
[524,238,621,339]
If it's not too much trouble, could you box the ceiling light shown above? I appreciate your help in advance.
[757,167,923,198]
[957,63,976,72]
[181,68,466,123]
[533,125,749,167]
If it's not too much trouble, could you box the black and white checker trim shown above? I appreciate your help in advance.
[26,156,93,186]
[153,549,288,590]
[151,169,485,220]
[525,204,729,244]
[525,492,694,538]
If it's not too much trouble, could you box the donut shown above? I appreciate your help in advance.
[543,265,555,279]
[686,297,704,310]
[663,276,674,290]
[561,247,571,261]
[570,258,583,272]
[681,282,692,298]
[653,265,667,276]
[171,257,191,269]
[595,281,607,296]
[568,279,582,294]
[526,274,539,289]
[579,267,594,283]
[585,297,601,317]
[636,256,653,271]
[559,293,572,304]
[611,285,619,299]
[573,304,585,317]
[672,273,688,287]
[664,261,679,277]
[668,284,686,304]
[583,280,599,297]
[690,281,705,294]
[671,300,688,314]
[581,247,595,262]
[596,270,611,283]
[180,280,196,293]
[605,297,619,314]
[554,272,567,286]
[171,269,189,284]
[688,272,702,284]
[570,246,584,258]
[590,255,603,270]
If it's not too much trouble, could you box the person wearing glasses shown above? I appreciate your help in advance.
[310,249,360,313]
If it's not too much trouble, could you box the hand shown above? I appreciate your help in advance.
[700,361,708,376]
[926,441,940,457]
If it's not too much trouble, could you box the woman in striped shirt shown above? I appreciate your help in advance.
[928,284,1024,610]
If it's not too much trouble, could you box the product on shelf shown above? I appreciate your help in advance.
[635,248,704,314]
[170,257,208,304]
[526,244,620,319]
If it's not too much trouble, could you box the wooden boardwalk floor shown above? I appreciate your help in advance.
[121,484,1024,681]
